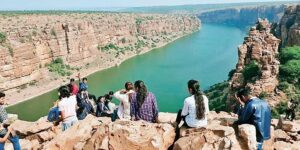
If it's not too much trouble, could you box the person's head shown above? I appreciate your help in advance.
[187,80,205,120]
[0,92,6,105]
[125,82,133,91]
[58,86,70,98]
[70,78,75,84]
[134,80,148,108]
[82,78,88,84]
[236,88,252,103]
[67,84,73,94]
[98,96,105,103]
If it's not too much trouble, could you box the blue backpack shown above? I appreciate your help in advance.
[47,107,60,122]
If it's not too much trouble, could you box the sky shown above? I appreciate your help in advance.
[0,0,299,10]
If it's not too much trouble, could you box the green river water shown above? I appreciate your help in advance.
[7,23,246,121]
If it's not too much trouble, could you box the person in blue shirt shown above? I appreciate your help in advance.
[77,73,96,101]
[234,88,271,150]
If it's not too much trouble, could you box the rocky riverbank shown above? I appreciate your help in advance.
[5,112,300,150]
[0,13,200,105]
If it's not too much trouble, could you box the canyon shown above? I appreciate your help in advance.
[0,13,200,104]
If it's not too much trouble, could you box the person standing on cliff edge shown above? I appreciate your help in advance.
[0,92,21,150]
[234,88,271,150]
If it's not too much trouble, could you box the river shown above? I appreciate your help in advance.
[7,23,246,121]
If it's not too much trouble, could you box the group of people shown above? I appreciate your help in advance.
[47,75,275,150]
[0,75,294,150]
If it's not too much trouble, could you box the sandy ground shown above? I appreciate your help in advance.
[6,31,197,107]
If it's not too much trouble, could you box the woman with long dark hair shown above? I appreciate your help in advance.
[175,79,209,128]
[130,80,159,123]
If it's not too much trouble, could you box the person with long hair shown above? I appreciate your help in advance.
[58,86,78,131]
[175,79,209,128]
[130,80,158,123]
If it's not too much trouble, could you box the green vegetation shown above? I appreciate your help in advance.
[135,18,144,26]
[47,58,72,76]
[242,60,261,83]
[0,32,6,43]
[101,43,118,51]
[278,46,300,98]
[271,101,287,119]
[205,82,229,112]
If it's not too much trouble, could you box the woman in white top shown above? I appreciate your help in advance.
[174,80,209,139]
[112,82,134,121]
[58,86,78,131]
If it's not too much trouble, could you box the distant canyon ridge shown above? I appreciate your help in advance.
[0,13,199,103]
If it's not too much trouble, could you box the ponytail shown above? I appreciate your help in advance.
[188,80,205,120]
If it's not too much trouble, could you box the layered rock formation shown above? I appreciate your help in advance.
[228,19,282,106]
[0,13,200,102]
[199,5,285,28]
[278,5,300,47]
[6,112,300,150]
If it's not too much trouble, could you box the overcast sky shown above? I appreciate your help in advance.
[0,0,299,10]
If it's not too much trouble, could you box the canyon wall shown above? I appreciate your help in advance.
[228,19,282,106]
[199,5,285,28]
[278,5,300,47]
[0,13,200,95]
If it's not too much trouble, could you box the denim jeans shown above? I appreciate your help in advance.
[62,116,78,131]
[111,109,119,122]
[0,136,21,150]
[257,142,263,150]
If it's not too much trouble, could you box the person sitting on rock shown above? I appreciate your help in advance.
[111,82,134,121]
[0,92,21,150]
[130,80,159,123]
[58,86,78,131]
[68,78,79,96]
[174,80,209,141]
[285,99,294,120]
[234,88,271,150]
[76,89,95,120]
[96,96,112,117]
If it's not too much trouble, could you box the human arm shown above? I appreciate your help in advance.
[0,127,12,143]
[151,94,159,123]
[181,98,189,117]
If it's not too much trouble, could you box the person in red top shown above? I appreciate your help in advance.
[69,78,79,95]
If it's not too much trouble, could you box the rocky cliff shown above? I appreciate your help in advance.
[228,19,282,106]
[199,5,285,29]
[0,13,200,103]
[6,112,300,150]
[278,5,300,47]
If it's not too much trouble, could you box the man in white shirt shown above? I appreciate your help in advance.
[112,82,134,121]
[58,86,78,131]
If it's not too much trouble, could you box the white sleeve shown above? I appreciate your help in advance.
[114,91,126,102]
[58,101,64,112]
[204,95,209,114]
[181,98,189,116]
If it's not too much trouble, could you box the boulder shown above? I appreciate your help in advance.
[278,117,300,132]
[11,118,53,137]
[5,139,37,150]
[274,129,291,141]
[42,115,109,150]
[108,120,175,150]
[158,112,177,124]
[238,124,257,150]
[274,141,300,150]
[175,122,243,150]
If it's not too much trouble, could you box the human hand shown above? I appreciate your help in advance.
[235,93,244,105]
[7,126,13,132]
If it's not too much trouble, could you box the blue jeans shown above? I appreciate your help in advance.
[257,142,263,150]
[62,116,78,131]
[0,136,21,150]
